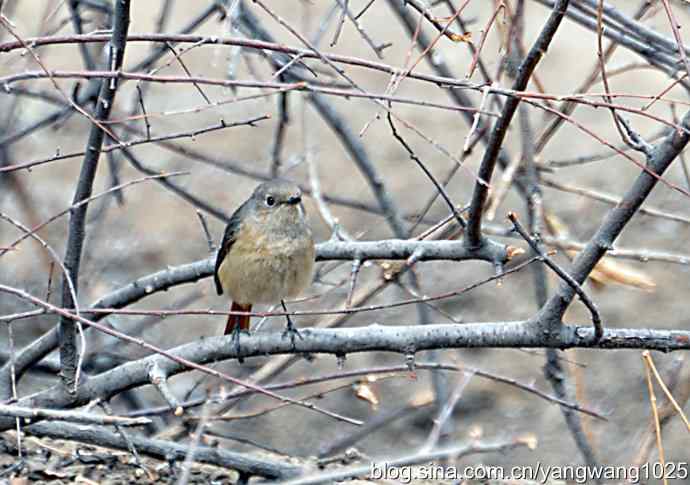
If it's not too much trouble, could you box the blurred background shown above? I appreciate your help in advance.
[1,0,689,482]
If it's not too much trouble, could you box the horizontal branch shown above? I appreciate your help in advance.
[88,239,514,312]
[0,28,678,85]
[0,403,150,427]
[25,421,300,479]
[2,321,688,432]
[314,239,510,262]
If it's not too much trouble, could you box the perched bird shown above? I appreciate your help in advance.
[214,180,315,356]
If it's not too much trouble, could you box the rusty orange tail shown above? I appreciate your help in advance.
[224,302,252,335]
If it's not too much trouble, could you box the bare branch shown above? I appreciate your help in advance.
[537,109,690,334]
[0,403,151,427]
[25,420,300,480]
[465,0,571,248]
[2,313,688,432]
[58,0,131,392]
[509,212,603,340]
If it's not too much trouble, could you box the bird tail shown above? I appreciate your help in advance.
[224,302,252,335]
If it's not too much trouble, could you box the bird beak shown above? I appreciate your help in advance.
[287,195,302,205]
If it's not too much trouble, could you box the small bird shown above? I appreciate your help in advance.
[214,180,315,356]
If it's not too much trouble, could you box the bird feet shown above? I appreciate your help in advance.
[231,325,251,364]
[282,317,303,348]
[280,300,303,348]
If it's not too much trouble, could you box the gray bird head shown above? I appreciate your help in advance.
[252,180,303,208]
[248,180,307,231]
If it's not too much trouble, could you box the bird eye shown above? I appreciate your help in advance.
[265,195,276,207]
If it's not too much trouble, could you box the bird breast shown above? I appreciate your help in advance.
[217,221,315,305]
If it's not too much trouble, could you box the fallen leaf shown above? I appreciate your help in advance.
[353,382,379,409]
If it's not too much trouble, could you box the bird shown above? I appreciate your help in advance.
[214,180,315,357]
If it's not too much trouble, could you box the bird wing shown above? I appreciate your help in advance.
[214,202,247,295]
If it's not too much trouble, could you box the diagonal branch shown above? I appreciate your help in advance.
[464,0,571,248]
[509,212,602,340]
[537,109,690,335]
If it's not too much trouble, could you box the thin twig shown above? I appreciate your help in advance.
[148,363,183,417]
[195,210,215,253]
[387,111,466,229]
[642,352,690,432]
[0,403,151,427]
[642,350,669,485]
[127,362,604,420]
[508,212,603,341]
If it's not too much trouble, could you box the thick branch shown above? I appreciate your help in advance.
[538,109,690,330]
[2,322,688,431]
[58,0,131,392]
[315,239,508,262]
[465,0,570,248]
[25,421,300,479]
